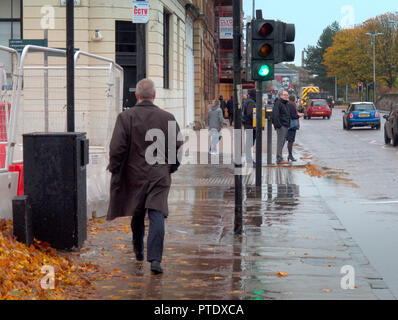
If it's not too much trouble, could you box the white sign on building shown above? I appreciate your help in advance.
[219,17,233,39]
[60,0,81,6]
[132,1,149,24]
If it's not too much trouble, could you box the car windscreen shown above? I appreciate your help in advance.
[351,104,375,111]
[312,101,328,106]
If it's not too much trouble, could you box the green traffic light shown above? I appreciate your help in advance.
[258,65,270,77]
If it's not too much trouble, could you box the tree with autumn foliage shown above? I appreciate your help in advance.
[323,12,398,90]
[323,25,372,88]
[363,13,398,89]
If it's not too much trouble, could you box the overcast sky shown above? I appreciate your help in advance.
[242,0,398,66]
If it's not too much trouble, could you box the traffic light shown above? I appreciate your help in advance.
[250,19,275,81]
[249,13,295,81]
[358,82,363,91]
[274,22,295,64]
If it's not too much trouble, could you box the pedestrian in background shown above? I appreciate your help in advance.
[272,90,290,164]
[227,96,234,126]
[208,99,227,155]
[242,89,257,166]
[219,95,227,115]
[286,94,301,162]
[107,78,183,275]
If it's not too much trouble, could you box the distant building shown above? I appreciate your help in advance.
[268,64,299,95]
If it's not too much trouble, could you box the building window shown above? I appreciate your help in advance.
[0,0,22,87]
[116,21,137,55]
[163,11,170,89]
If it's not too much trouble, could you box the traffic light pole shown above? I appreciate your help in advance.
[255,81,263,187]
[66,0,75,132]
[248,10,295,183]
[233,0,243,235]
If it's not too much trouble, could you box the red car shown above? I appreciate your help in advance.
[304,99,331,120]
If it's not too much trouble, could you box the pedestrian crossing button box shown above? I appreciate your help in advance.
[265,105,273,120]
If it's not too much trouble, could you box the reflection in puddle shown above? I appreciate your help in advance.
[244,184,300,228]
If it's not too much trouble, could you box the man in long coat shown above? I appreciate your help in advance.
[107,78,183,274]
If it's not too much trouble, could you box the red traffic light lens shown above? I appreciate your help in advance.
[259,23,273,37]
[259,44,272,57]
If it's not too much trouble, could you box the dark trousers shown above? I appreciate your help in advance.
[131,209,165,263]
[229,113,233,126]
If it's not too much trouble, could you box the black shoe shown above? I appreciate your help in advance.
[151,261,163,274]
[288,155,297,162]
[134,250,144,261]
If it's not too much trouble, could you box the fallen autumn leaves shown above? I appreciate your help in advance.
[0,219,103,300]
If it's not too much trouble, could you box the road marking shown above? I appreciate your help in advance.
[360,201,398,205]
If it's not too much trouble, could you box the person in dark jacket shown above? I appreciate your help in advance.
[273,90,290,164]
[219,95,227,115]
[227,96,234,126]
[107,78,183,274]
[286,95,300,162]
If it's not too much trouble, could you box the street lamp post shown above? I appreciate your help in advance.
[365,32,383,103]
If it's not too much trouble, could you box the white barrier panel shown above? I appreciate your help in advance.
[0,45,19,173]
[0,171,18,220]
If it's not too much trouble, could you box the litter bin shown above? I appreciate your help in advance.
[23,132,89,250]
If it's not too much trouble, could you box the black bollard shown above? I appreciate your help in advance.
[12,195,34,247]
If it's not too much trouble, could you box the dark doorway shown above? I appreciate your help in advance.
[116,21,138,109]
[123,66,137,109]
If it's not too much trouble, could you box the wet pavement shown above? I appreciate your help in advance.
[78,148,396,300]
[297,110,398,297]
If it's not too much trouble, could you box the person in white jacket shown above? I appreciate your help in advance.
[207,99,227,155]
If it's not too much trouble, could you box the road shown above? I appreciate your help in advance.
[296,107,398,297]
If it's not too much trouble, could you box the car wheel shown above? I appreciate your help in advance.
[327,116,331,120]
[384,128,391,144]
[347,122,352,130]
[308,116,311,120]
[375,124,381,130]
[343,120,346,129]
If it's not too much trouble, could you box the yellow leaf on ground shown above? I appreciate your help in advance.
[128,282,147,287]
[276,272,289,278]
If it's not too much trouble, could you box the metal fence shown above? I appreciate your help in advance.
[6,45,123,165]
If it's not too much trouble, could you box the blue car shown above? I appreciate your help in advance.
[342,102,381,130]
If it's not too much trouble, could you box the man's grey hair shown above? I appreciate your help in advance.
[279,89,288,97]
[136,78,156,100]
